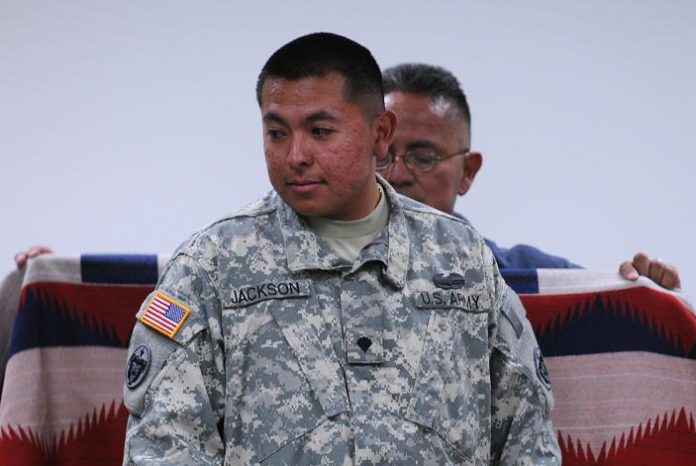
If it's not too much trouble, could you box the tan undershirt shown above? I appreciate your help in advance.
[308,186,390,264]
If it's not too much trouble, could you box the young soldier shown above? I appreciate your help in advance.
[122,33,560,465]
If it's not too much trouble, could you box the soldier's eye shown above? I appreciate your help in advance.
[312,127,334,138]
[266,129,286,140]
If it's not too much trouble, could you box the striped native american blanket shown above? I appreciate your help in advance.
[0,255,694,465]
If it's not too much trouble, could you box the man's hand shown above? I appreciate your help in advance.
[619,252,681,289]
[14,246,53,268]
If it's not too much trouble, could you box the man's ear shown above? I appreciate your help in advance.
[373,110,397,159]
[458,152,482,196]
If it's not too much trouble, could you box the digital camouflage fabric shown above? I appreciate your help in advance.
[122,179,560,465]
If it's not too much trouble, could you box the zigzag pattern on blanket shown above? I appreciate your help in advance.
[504,268,696,466]
[559,407,696,466]
[524,288,696,358]
[11,284,136,352]
[0,402,129,465]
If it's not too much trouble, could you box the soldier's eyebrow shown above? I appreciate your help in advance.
[262,111,340,127]
[304,110,340,124]
[262,112,288,127]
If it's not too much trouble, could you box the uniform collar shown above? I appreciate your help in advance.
[277,176,409,289]
[378,176,409,289]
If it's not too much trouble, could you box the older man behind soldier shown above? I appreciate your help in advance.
[121,34,559,465]
[380,63,680,287]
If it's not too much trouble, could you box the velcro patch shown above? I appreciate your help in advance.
[140,291,191,339]
[535,347,552,390]
[125,344,151,389]
[226,280,311,308]
[432,273,467,290]
[413,289,488,312]
[502,305,525,338]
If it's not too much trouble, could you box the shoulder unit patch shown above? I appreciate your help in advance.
[140,291,191,339]
[534,346,552,390]
[126,344,151,389]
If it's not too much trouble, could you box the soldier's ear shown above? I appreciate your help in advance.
[373,110,397,158]
[458,152,482,196]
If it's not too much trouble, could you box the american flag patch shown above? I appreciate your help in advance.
[140,292,191,339]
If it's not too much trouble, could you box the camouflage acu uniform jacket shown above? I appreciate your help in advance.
[123,180,561,465]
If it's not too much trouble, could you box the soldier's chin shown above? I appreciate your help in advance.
[284,198,327,218]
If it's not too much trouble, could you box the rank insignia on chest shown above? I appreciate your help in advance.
[140,291,191,339]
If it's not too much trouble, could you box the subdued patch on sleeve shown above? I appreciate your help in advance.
[501,294,525,338]
[494,286,555,412]
[123,319,182,417]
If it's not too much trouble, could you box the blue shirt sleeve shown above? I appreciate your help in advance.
[451,211,581,270]
[484,238,582,270]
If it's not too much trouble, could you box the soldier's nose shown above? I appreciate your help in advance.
[287,137,312,168]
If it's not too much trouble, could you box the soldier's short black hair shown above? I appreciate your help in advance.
[256,32,385,117]
[382,63,471,125]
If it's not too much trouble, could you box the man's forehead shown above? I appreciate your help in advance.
[261,73,347,105]
[260,74,379,127]
[385,92,461,121]
[386,91,470,146]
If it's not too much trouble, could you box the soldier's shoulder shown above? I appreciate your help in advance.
[173,191,279,261]
[398,195,482,244]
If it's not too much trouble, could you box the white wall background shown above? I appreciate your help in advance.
[1,1,694,298]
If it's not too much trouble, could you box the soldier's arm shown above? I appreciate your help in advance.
[484,247,561,465]
[122,254,225,466]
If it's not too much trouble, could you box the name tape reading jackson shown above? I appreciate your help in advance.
[226,280,312,308]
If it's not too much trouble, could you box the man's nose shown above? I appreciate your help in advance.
[385,155,415,186]
[287,135,312,168]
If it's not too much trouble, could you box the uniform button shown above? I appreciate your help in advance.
[357,336,372,353]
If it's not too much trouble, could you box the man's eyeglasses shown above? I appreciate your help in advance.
[376,148,469,173]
